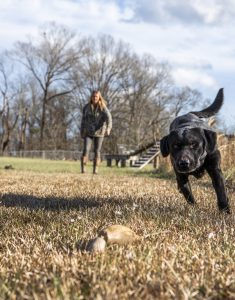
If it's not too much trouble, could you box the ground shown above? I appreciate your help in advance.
[0,158,234,299]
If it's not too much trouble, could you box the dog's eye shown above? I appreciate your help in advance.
[190,142,198,149]
[173,144,181,149]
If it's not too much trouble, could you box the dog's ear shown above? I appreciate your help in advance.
[160,135,170,157]
[204,130,217,153]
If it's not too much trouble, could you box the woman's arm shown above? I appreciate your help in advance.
[80,106,86,138]
[105,107,112,135]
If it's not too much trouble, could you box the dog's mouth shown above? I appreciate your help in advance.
[176,165,195,173]
[177,167,197,173]
[175,159,201,173]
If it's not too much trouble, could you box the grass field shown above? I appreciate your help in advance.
[0,157,234,299]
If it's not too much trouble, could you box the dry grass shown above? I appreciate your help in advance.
[0,168,234,299]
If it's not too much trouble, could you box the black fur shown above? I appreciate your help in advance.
[191,88,224,118]
[160,88,230,213]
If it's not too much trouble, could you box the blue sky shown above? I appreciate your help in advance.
[0,0,235,129]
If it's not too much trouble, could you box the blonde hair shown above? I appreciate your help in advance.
[89,90,107,111]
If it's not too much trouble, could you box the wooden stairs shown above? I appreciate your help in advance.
[130,142,160,169]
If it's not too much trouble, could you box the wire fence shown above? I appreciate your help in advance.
[4,150,109,161]
[5,150,82,160]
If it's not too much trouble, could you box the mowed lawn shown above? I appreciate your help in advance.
[0,157,234,299]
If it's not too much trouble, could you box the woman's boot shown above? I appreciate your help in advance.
[81,156,87,173]
[93,157,100,174]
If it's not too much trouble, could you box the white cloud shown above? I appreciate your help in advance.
[193,0,223,23]
[125,0,235,25]
[0,0,126,47]
[172,67,217,88]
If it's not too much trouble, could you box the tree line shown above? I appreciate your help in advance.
[0,22,203,155]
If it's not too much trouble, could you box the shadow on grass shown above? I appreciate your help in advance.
[132,169,175,180]
[0,193,102,211]
[0,191,230,218]
[0,192,187,217]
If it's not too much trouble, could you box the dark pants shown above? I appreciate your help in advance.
[82,136,104,159]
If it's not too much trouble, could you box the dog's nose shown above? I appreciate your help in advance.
[179,159,190,168]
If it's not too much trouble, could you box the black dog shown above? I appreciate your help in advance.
[160,88,230,213]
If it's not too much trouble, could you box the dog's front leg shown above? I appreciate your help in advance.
[176,174,195,204]
[206,167,230,213]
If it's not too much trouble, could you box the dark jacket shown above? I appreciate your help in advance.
[81,103,112,138]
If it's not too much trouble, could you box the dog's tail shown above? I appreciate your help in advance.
[190,88,224,118]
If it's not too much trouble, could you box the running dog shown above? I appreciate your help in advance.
[160,88,230,213]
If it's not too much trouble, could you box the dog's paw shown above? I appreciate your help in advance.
[219,206,231,214]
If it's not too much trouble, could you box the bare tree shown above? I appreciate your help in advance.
[0,55,20,153]
[11,22,86,149]
[169,86,202,117]
[120,54,172,147]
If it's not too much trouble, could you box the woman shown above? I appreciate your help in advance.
[80,90,112,174]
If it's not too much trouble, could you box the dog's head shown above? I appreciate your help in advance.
[160,114,217,173]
